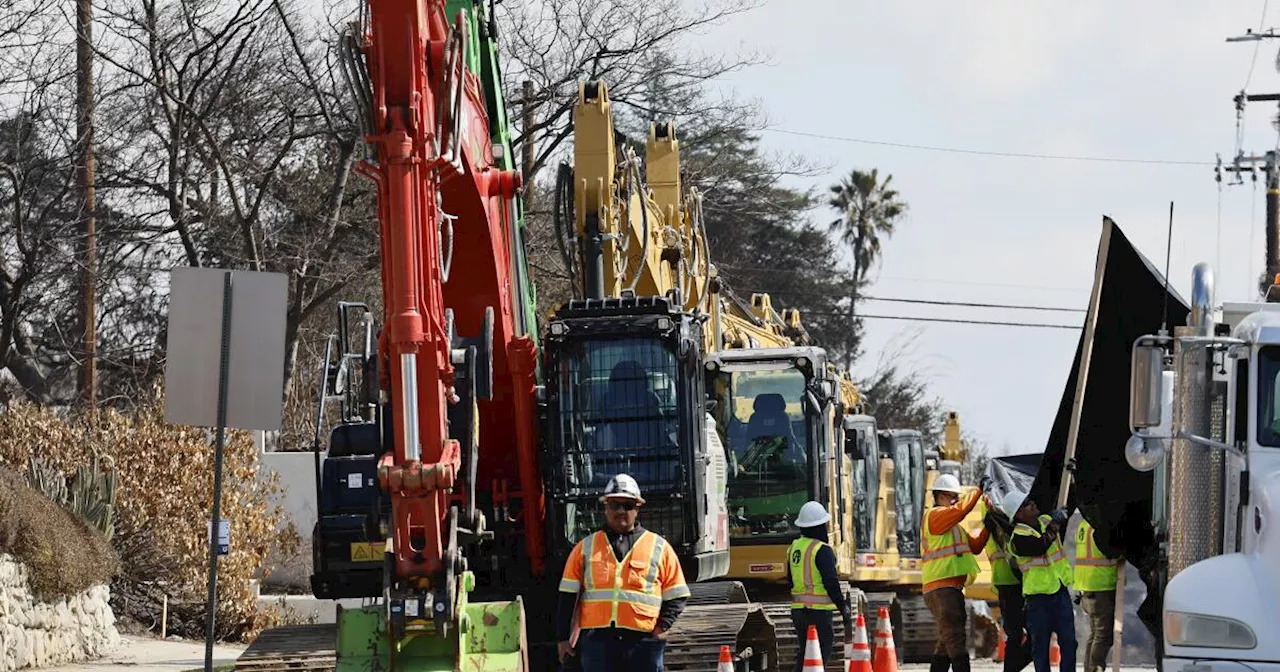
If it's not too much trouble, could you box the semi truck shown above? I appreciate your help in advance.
[1128,262,1280,672]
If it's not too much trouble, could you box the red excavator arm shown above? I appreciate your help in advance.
[356,0,542,593]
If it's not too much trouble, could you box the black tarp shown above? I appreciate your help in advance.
[983,452,1043,507]
[1024,217,1189,639]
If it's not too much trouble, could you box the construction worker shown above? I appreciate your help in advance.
[921,474,991,672]
[1003,490,1076,672]
[787,501,854,672]
[1075,518,1121,672]
[980,492,1031,672]
[555,474,691,672]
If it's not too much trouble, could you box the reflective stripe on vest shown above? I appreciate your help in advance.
[575,530,676,632]
[1010,515,1073,596]
[920,508,979,587]
[789,537,836,610]
[985,536,1019,586]
[1074,520,1119,592]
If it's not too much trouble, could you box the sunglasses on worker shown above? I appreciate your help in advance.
[606,500,636,511]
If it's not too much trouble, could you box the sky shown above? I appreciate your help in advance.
[687,1,1280,456]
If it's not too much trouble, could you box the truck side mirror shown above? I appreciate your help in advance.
[1130,340,1164,428]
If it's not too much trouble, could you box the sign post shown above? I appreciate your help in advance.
[163,267,287,672]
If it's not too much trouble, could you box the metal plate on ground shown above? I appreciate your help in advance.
[235,624,336,671]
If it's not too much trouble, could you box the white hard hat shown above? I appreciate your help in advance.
[1001,490,1028,520]
[932,474,964,495]
[794,501,830,528]
[600,474,645,504]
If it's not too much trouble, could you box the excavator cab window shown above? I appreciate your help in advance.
[554,337,680,490]
[545,333,701,551]
[889,433,926,557]
[1256,345,1280,446]
[713,367,812,539]
[852,430,880,551]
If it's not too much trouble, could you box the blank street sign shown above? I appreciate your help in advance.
[163,267,289,431]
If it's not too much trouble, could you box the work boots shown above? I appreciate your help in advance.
[929,653,951,672]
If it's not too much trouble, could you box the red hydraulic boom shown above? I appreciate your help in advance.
[356,0,543,598]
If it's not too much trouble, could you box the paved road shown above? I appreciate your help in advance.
[36,635,246,672]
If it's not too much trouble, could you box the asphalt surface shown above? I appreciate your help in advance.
[35,635,246,672]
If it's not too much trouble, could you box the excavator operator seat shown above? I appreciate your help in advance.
[592,359,676,488]
[739,393,801,474]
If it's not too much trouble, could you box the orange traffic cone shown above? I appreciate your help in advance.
[717,645,734,672]
[802,625,825,671]
[872,607,898,672]
[846,612,873,672]
[1049,634,1061,665]
[994,625,1006,663]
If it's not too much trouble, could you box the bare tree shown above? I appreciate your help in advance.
[497,0,767,187]
[88,0,379,411]
[856,331,947,446]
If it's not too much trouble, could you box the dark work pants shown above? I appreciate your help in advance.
[792,609,835,672]
[923,587,970,672]
[1024,586,1076,672]
[996,584,1031,672]
[1081,590,1116,672]
[576,628,665,672]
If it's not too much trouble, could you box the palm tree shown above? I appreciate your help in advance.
[828,168,907,370]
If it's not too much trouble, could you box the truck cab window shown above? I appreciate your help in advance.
[1257,346,1280,447]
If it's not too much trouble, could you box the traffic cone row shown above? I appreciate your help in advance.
[872,606,898,672]
[994,624,1005,663]
[846,612,872,672]
[1049,633,1061,665]
[777,606,902,672]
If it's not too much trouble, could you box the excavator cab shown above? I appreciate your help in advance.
[542,294,731,582]
[707,347,842,551]
[879,429,926,559]
[845,414,882,552]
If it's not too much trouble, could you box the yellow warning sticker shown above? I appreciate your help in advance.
[350,542,383,562]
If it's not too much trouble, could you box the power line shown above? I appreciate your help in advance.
[744,288,1085,313]
[1243,0,1272,91]
[716,262,1087,292]
[761,128,1214,166]
[834,313,1079,330]
[862,295,1083,313]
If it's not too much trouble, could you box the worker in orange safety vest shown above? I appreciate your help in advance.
[556,474,691,672]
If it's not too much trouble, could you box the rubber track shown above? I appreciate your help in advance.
[662,603,778,671]
[896,594,939,663]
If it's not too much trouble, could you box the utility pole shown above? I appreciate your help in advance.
[1221,151,1279,297]
[76,0,97,406]
[1223,27,1280,299]
[521,80,535,212]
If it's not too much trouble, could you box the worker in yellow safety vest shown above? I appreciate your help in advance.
[979,494,1031,672]
[787,501,854,672]
[920,474,990,672]
[1075,519,1121,672]
[1003,490,1075,672]
[556,474,691,672]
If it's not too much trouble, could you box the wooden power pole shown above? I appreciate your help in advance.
[76,0,97,406]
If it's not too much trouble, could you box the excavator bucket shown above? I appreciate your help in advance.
[335,574,527,672]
